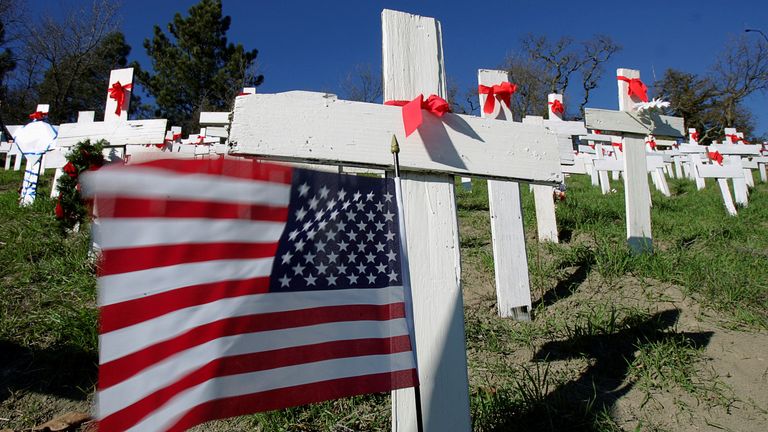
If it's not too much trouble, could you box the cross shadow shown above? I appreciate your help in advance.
[531,261,591,309]
[0,340,97,402]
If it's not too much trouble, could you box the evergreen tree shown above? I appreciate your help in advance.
[138,0,263,132]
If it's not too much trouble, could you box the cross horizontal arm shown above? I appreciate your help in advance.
[229,91,563,184]
[57,119,168,148]
[584,108,685,138]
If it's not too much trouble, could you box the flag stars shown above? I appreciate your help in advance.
[385,231,396,241]
[355,201,365,211]
[353,191,362,201]
[306,228,318,240]
[327,251,339,263]
[375,202,385,212]
[319,186,330,199]
[341,200,351,210]
[374,221,385,232]
[376,263,387,274]
[279,274,291,288]
[386,250,397,262]
[281,251,293,264]
[366,273,377,284]
[302,221,313,232]
[288,229,300,241]
[292,262,306,275]
[383,211,395,222]
[356,262,367,274]
[365,252,376,263]
[365,211,376,221]
[366,232,376,242]
[304,274,317,286]
[337,263,348,274]
[325,199,336,210]
[326,274,338,286]
[329,210,339,220]
[384,191,393,202]
[317,219,328,230]
[337,189,347,200]
[298,183,310,197]
[314,209,326,221]
[347,273,359,284]
[303,251,316,264]
[316,240,327,252]
[309,196,320,210]
[356,221,367,231]
[374,242,386,252]
[295,239,306,251]
[295,207,308,221]
[338,240,349,251]
[317,262,329,275]
[366,191,375,201]
[345,209,356,221]
[388,270,399,282]
[356,243,366,253]
[335,220,346,232]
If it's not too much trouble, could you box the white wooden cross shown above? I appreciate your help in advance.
[584,68,685,253]
[229,10,562,431]
[478,69,533,320]
[52,68,167,192]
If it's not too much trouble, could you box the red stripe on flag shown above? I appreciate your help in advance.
[99,242,279,276]
[96,197,290,221]
[99,277,271,333]
[99,303,407,390]
[99,336,414,431]
[128,158,294,184]
[164,369,418,432]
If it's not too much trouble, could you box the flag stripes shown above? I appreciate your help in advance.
[82,158,417,431]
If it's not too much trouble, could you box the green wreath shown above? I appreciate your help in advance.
[55,139,107,231]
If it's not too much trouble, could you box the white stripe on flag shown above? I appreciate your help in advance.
[101,286,405,363]
[94,219,286,250]
[98,257,275,307]
[82,168,292,205]
[98,318,411,418]
[125,352,416,432]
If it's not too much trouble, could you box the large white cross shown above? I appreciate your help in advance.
[51,68,167,195]
[229,10,562,431]
[584,68,685,253]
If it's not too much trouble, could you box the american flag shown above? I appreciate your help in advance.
[83,158,418,432]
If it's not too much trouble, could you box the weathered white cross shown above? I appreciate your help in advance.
[584,68,685,253]
[229,10,562,431]
[51,67,167,192]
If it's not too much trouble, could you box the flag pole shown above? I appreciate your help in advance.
[391,135,424,432]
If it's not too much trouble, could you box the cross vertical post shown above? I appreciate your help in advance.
[383,10,472,432]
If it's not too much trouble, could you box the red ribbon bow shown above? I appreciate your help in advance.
[612,141,623,152]
[197,135,206,145]
[63,161,78,178]
[477,82,517,114]
[690,131,700,142]
[29,111,47,121]
[708,151,724,165]
[384,94,451,137]
[617,76,649,102]
[548,99,564,115]
[725,134,741,143]
[646,139,657,150]
[108,81,133,116]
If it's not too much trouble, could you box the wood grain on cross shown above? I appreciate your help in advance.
[229,10,562,431]
[478,69,532,320]
[584,68,684,253]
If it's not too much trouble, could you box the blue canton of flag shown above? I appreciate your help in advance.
[270,169,403,292]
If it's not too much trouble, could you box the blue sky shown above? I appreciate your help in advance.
[68,1,768,134]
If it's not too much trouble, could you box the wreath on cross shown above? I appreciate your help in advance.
[55,139,107,231]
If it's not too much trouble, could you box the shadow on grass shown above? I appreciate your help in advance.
[0,340,97,402]
[473,309,714,431]
[532,261,592,310]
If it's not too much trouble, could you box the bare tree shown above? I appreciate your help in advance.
[339,63,382,103]
[711,35,768,128]
[506,34,620,119]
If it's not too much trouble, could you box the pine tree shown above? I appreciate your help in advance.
[138,0,263,132]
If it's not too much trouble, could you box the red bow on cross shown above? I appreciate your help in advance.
[617,76,649,102]
[477,82,516,114]
[108,81,133,116]
[646,139,657,150]
[708,151,724,165]
[29,111,47,121]
[725,134,742,143]
[612,141,623,152]
[690,131,700,143]
[385,94,451,137]
[549,99,564,115]
[197,135,206,145]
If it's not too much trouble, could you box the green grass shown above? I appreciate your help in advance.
[1,166,766,431]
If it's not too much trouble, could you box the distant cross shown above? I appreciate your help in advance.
[584,68,685,253]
